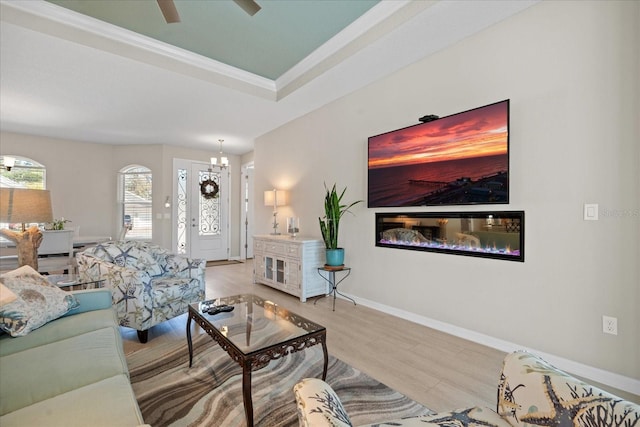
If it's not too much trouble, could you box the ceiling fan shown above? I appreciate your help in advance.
[156,0,261,23]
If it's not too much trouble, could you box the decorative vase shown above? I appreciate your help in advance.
[287,217,300,237]
[325,248,344,267]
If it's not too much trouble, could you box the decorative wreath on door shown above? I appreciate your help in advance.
[200,178,219,199]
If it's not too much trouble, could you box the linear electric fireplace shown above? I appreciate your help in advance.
[375,211,524,262]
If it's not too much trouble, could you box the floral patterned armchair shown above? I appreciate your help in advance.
[294,351,640,427]
[76,241,205,343]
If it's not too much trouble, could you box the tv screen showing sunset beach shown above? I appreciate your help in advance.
[367,100,509,207]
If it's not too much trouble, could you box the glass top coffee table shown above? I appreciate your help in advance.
[46,274,105,291]
[186,294,328,427]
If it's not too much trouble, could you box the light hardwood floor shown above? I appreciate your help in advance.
[121,262,638,411]
[122,262,504,412]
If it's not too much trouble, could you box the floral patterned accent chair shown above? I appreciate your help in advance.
[293,377,509,427]
[76,240,206,343]
[497,351,640,427]
[294,351,640,427]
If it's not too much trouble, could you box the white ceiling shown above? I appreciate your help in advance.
[0,0,537,155]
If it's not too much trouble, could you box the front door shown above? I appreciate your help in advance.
[189,162,229,261]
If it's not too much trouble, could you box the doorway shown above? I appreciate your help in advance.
[240,162,254,260]
[173,159,230,261]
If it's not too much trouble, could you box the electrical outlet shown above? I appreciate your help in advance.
[602,315,618,335]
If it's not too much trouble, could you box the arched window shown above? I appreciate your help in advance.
[0,156,47,232]
[0,155,46,189]
[119,165,152,240]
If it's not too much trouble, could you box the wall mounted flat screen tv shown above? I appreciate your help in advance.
[368,99,510,207]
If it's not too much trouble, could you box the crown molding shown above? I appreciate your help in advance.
[1,0,408,102]
[276,0,414,91]
[1,0,277,99]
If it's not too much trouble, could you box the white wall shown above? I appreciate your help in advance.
[254,0,639,386]
[0,133,243,258]
[0,132,114,237]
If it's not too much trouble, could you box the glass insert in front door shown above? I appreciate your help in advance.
[198,169,221,236]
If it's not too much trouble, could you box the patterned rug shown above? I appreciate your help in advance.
[127,333,432,426]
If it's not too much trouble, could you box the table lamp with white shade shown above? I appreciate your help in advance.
[264,189,288,235]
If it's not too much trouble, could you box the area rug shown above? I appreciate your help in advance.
[127,333,432,426]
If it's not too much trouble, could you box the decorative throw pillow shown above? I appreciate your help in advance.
[0,266,80,337]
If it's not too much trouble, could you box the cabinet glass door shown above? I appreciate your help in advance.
[276,259,285,283]
[265,257,274,280]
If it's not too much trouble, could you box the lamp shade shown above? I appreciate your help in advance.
[0,188,53,224]
[264,189,288,207]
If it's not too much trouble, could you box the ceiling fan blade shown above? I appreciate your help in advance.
[157,0,181,23]
[233,0,261,16]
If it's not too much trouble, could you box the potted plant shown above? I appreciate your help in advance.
[49,217,71,230]
[318,183,362,266]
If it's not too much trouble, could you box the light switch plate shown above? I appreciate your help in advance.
[584,203,598,220]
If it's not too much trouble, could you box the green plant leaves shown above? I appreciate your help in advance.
[318,183,362,249]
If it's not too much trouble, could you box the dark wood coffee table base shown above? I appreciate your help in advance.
[187,301,328,427]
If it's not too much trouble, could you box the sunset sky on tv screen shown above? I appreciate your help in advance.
[368,100,509,170]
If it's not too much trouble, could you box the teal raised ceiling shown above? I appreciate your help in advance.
[46,0,379,80]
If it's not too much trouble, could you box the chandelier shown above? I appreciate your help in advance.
[210,139,228,169]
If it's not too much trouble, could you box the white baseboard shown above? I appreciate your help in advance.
[343,292,640,396]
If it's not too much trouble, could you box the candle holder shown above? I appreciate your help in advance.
[287,217,300,237]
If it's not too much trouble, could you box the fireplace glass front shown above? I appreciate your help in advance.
[375,211,524,262]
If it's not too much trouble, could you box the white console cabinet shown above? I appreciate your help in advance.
[253,235,326,302]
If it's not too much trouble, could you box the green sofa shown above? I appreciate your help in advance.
[0,268,147,426]
[294,351,640,427]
